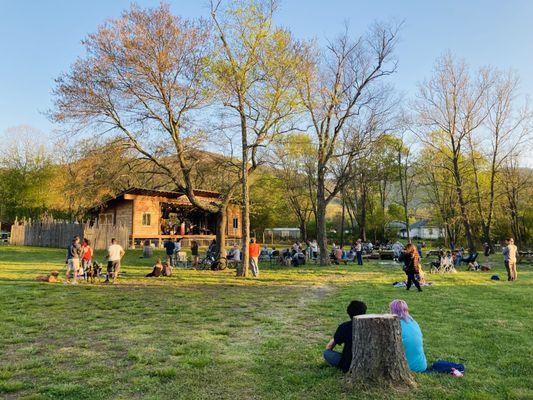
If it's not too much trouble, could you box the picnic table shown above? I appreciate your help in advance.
[379,250,395,260]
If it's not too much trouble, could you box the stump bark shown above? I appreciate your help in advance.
[347,314,416,388]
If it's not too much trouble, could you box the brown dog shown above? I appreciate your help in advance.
[36,271,60,283]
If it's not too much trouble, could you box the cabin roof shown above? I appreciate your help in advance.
[91,187,222,212]
[120,187,221,199]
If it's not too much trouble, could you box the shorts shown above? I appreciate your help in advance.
[67,258,80,275]
[107,260,121,276]
[82,259,92,270]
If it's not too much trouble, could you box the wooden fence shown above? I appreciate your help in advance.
[10,219,130,250]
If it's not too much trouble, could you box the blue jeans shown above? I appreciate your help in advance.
[356,251,363,265]
[250,257,259,277]
[323,349,342,367]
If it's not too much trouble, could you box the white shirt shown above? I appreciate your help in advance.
[229,248,241,260]
[108,244,124,261]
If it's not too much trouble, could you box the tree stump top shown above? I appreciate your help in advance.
[355,313,396,320]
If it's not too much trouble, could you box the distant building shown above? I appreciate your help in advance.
[387,220,407,230]
[264,228,300,242]
[398,220,443,240]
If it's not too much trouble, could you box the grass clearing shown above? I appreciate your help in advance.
[0,245,531,399]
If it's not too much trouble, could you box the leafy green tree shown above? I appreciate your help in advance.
[0,127,59,223]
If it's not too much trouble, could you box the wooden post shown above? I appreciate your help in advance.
[347,314,416,389]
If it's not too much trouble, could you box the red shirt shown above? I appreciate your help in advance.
[82,244,93,261]
[249,243,261,258]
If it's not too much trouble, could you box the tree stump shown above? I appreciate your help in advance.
[347,314,416,389]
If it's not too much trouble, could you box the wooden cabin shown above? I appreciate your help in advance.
[93,188,241,247]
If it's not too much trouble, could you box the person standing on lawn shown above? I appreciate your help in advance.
[81,238,93,276]
[483,242,490,257]
[163,238,175,267]
[417,242,423,258]
[355,239,363,265]
[105,238,125,284]
[65,236,82,284]
[323,300,367,372]
[191,240,199,269]
[503,238,518,281]
[249,238,261,277]
[399,243,422,292]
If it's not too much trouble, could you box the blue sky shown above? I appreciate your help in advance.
[1,0,532,138]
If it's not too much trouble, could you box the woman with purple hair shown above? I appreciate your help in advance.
[389,299,427,372]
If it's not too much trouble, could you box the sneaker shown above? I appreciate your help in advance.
[451,368,463,377]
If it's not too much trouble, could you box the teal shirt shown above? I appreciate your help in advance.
[400,318,427,372]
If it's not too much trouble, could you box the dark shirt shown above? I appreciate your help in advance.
[163,241,175,256]
[191,244,199,256]
[399,252,417,273]
[66,243,82,260]
[334,320,354,373]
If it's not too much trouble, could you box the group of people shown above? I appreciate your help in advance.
[267,239,373,266]
[225,239,261,276]
[324,299,436,374]
[65,236,124,284]
[330,239,365,265]
[146,258,173,277]
[429,237,520,281]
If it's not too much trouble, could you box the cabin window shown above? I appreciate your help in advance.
[142,213,152,226]
[232,217,239,229]
[99,213,113,225]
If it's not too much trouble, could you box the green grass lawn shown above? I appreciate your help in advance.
[0,245,531,400]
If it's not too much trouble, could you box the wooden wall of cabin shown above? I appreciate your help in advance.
[114,200,133,230]
[225,204,241,238]
[132,196,160,237]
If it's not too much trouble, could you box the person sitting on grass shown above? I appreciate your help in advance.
[146,259,163,277]
[323,300,367,373]
[389,299,427,372]
[162,261,172,277]
[227,244,241,267]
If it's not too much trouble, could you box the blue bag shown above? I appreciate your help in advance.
[428,360,465,373]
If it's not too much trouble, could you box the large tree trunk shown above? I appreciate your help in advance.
[347,314,416,389]
[340,196,346,247]
[452,155,475,252]
[239,121,250,277]
[316,169,329,266]
[404,208,410,243]
[299,218,308,242]
[215,209,227,260]
[359,189,367,242]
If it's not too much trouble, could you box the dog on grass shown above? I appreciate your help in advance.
[85,261,102,283]
[36,271,60,283]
